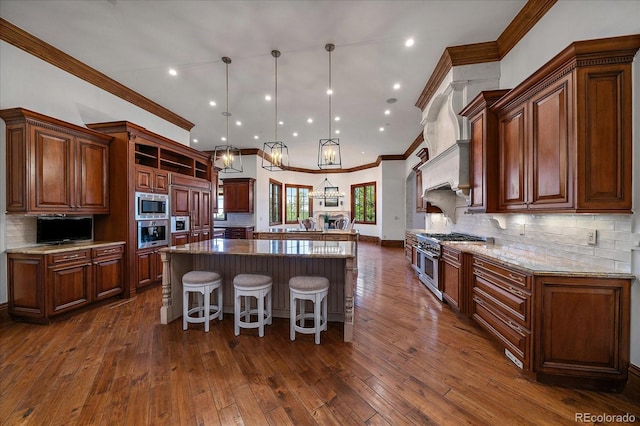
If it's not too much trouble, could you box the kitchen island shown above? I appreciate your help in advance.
[159,238,358,341]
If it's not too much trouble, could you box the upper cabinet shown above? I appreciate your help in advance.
[488,35,640,214]
[1,108,112,214]
[222,178,255,213]
[459,90,510,213]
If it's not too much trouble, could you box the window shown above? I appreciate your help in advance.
[351,181,376,224]
[213,185,226,221]
[285,184,312,223]
[269,179,283,225]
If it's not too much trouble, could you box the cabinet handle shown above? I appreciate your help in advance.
[508,273,524,282]
[475,260,485,267]
[103,248,117,254]
[472,296,483,306]
[508,286,526,298]
[63,254,80,260]
[507,320,525,334]
[475,270,485,278]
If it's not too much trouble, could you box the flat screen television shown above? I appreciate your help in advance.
[36,216,93,244]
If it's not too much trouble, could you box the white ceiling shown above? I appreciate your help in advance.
[0,0,525,169]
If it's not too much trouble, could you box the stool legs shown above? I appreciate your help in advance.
[290,290,328,344]
[234,287,272,337]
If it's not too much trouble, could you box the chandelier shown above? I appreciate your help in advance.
[308,176,345,199]
[318,43,342,169]
[262,49,289,171]
[214,56,243,173]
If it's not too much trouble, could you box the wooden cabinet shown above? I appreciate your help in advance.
[92,244,125,300]
[471,255,532,369]
[404,231,417,263]
[534,276,630,392]
[459,90,510,213]
[224,226,254,239]
[7,243,125,323]
[135,165,168,194]
[1,108,112,214]
[136,246,164,289]
[490,36,639,213]
[171,232,189,246]
[170,175,213,243]
[222,178,255,213]
[441,246,472,315]
[469,251,631,391]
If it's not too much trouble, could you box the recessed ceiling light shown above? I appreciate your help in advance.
[327,89,333,95]
[265,94,271,101]
[335,130,340,134]
[307,118,313,124]
[405,38,415,47]
[384,109,391,115]
[221,136,227,141]
[193,139,198,143]
[334,116,340,121]
[209,100,216,107]
[361,151,365,154]
[393,83,401,90]
[379,127,385,132]
[279,121,284,125]
[293,132,298,137]
[254,135,259,139]
[236,120,242,126]
[168,68,177,76]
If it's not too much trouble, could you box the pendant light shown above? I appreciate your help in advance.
[318,43,341,169]
[262,49,289,171]
[214,56,243,173]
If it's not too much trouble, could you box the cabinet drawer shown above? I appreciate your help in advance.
[473,276,530,328]
[92,245,124,258]
[473,256,530,290]
[442,247,461,263]
[472,296,530,367]
[324,234,350,241]
[48,250,91,265]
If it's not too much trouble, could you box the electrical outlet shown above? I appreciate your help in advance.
[587,230,597,245]
[517,224,525,236]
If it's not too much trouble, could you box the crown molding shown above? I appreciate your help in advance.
[0,17,194,131]
[415,0,557,110]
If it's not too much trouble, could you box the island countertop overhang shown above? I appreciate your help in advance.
[161,238,356,258]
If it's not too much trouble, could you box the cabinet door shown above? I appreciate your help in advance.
[200,190,211,229]
[468,113,486,210]
[8,254,45,320]
[136,249,154,288]
[498,106,527,210]
[31,125,75,212]
[153,249,163,283]
[135,166,154,192]
[48,263,91,314]
[528,75,572,210]
[441,248,463,314]
[172,232,189,246]
[171,186,190,216]
[535,276,629,381]
[94,257,123,300]
[190,189,201,229]
[77,136,109,213]
[154,170,169,194]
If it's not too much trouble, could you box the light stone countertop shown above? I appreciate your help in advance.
[442,241,636,279]
[162,238,356,258]
[7,240,126,255]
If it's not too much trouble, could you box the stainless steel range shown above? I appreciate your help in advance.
[414,232,487,300]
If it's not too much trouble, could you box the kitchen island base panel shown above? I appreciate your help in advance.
[160,251,356,341]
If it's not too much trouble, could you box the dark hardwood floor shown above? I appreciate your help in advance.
[1,242,638,425]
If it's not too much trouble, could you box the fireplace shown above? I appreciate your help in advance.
[315,211,350,229]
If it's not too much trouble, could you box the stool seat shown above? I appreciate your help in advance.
[234,274,273,337]
[183,270,221,285]
[233,273,272,289]
[182,270,223,332]
[289,276,330,344]
[289,276,329,293]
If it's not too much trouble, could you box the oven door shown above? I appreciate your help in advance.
[416,247,442,300]
[137,220,169,249]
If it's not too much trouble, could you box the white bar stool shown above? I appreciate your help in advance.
[289,276,329,344]
[182,270,223,332]
[233,273,273,337]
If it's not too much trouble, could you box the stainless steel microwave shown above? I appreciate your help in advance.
[135,192,169,220]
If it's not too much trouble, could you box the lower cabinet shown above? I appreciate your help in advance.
[7,243,125,323]
[469,252,631,391]
[136,246,165,289]
[441,246,471,315]
[224,226,254,239]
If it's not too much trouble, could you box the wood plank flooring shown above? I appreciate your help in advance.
[1,242,638,425]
